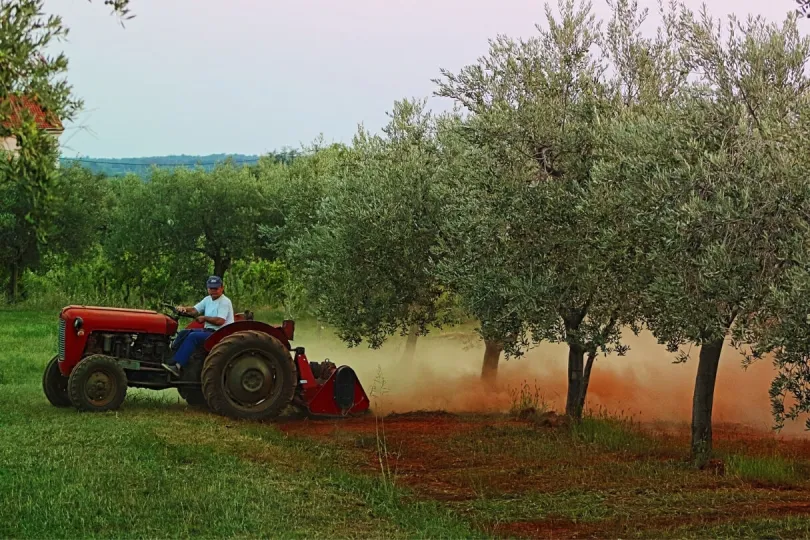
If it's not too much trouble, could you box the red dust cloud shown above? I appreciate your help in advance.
[304,327,809,437]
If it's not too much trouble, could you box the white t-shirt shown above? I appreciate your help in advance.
[194,294,235,330]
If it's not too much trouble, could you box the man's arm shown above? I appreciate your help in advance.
[176,306,200,316]
[222,298,234,325]
[196,298,231,327]
[195,314,226,326]
[178,298,207,317]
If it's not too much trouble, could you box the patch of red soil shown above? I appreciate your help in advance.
[630,498,810,536]
[278,410,477,439]
[645,421,810,460]
[519,409,570,428]
[495,518,603,539]
[278,411,726,498]
[497,500,810,539]
[386,410,458,419]
[760,501,810,514]
[277,410,810,538]
[277,411,810,536]
[700,458,726,476]
[279,410,679,498]
[278,411,547,500]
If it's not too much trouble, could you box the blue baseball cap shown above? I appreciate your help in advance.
[206,275,223,288]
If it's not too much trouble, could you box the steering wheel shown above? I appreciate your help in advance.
[161,303,193,320]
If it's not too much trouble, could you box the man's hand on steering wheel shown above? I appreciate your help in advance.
[161,303,193,319]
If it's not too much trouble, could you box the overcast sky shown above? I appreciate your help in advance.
[49,0,800,158]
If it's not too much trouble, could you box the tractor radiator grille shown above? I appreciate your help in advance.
[58,318,66,360]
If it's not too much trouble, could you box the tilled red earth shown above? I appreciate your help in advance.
[277,411,810,538]
[648,420,810,460]
[280,411,496,499]
[279,411,571,497]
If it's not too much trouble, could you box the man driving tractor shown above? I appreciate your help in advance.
[163,275,234,376]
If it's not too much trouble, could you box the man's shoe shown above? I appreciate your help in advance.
[162,363,181,377]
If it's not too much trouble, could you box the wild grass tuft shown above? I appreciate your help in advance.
[571,408,654,453]
[508,380,550,417]
[367,366,398,500]
[725,454,799,485]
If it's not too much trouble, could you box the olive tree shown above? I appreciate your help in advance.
[742,79,810,431]
[0,0,132,301]
[434,0,684,417]
[0,161,113,302]
[106,164,277,303]
[433,114,534,383]
[0,0,133,223]
[0,0,77,300]
[47,165,114,260]
[598,8,810,465]
[255,142,353,319]
[290,99,454,360]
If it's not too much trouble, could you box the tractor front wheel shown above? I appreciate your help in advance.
[68,355,128,412]
[201,330,296,420]
[42,355,71,407]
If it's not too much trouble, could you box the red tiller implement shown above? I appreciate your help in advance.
[292,348,370,416]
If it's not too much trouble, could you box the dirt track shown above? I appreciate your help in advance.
[278,411,810,538]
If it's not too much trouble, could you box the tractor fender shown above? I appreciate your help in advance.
[203,321,292,352]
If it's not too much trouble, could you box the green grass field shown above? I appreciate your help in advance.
[0,310,476,538]
[3,309,810,538]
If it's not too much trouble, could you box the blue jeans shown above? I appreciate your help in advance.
[174,330,212,367]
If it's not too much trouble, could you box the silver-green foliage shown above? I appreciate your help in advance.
[290,99,453,348]
[434,0,684,415]
[596,8,810,454]
[0,0,133,301]
[105,164,277,301]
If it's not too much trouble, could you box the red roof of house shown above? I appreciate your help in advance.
[1,95,63,131]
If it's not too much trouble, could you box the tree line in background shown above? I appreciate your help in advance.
[6,0,810,467]
[57,151,300,177]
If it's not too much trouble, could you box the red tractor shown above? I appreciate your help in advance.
[42,304,370,420]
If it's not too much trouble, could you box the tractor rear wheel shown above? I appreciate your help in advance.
[68,355,128,412]
[201,330,296,420]
[42,355,71,407]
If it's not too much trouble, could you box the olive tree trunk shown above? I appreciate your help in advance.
[573,350,597,417]
[691,337,724,467]
[213,255,231,278]
[401,323,419,363]
[565,342,586,420]
[481,339,503,384]
[6,262,19,304]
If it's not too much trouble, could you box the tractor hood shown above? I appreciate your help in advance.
[60,305,179,336]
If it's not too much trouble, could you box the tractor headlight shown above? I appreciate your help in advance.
[73,317,84,335]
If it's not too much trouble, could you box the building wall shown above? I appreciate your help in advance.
[0,132,62,161]
[1,136,19,152]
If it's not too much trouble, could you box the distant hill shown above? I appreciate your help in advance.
[59,151,299,177]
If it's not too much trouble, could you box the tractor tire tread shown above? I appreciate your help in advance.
[201,330,295,420]
[42,355,71,407]
[67,354,128,412]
